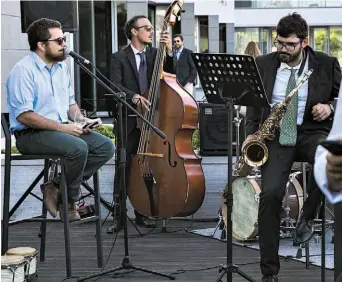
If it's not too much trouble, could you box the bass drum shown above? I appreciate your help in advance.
[221,176,261,241]
[221,172,304,241]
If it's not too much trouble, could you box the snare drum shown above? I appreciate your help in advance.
[1,255,26,282]
[6,247,38,277]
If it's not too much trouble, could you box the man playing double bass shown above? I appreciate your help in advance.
[244,13,341,281]
[107,15,174,233]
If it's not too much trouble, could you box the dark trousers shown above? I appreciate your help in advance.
[114,127,142,218]
[259,128,326,276]
[16,129,115,202]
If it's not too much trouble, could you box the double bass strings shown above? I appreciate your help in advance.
[137,18,169,159]
[136,20,168,176]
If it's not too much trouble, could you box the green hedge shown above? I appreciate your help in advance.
[1,126,200,154]
[93,125,115,141]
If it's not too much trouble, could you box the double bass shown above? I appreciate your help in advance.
[127,0,205,218]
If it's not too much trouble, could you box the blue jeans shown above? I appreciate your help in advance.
[16,129,115,202]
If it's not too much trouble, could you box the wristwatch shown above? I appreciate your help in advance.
[328,103,335,117]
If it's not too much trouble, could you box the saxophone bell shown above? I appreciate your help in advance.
[236,135,268,176]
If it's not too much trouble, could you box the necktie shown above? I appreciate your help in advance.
[138,52,148,94]
[279,68,298,146]
[173,51,178,73]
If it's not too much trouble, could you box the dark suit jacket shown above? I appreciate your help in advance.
[246,46,341,136]
[110,44,174,136]
[174,48,197,86]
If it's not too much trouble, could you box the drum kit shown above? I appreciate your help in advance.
[211,106,306,242]
[1,247,38,282]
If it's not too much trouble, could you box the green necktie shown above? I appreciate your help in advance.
[279,69,298,146]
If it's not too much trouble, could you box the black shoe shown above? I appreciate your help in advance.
[262,275,278,282]
[293,214,314,244]
[135,215,155,228]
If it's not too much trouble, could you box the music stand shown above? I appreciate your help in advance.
[192,53,270,282]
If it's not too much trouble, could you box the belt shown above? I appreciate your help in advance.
[13,128,32,139]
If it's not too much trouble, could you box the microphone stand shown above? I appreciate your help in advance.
[73,59,175,281]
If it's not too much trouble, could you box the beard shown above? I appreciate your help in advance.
[174,44,181,50]
[278,46,303,64]
[45,47,66,62]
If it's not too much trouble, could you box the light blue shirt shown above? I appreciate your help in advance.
[6,52,76,133]
[272,55,309,125]
[174,46,184,60]
[314,84,342,204]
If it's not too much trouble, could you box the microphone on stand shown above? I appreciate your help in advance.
[65,47,91,65]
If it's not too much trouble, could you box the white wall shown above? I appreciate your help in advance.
[235,7,342,27]
[1,1,30,113]
[194,0,234,23]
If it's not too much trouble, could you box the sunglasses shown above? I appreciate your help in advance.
[136,25,154,32]
[41,36,67,46]
[173,40,181,43]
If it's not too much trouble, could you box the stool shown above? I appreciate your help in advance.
[1,113,103,278]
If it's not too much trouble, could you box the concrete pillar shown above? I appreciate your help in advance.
[208,15,219,53]
[226,23,235,53]
[180,3,195,51]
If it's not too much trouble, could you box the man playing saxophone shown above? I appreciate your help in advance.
[243,13,341,282]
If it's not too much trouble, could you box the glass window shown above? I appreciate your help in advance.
[271,29,277,52]
[78,1,95,112]
[260,28,268,54]
[117,2,127,51]
[235,28,259,55]
[78,1,113,114]
[313,27,328,53]
[330,27,342,67]
[219,23,227,53]
[198,16,209,53]
[148,5,156,46]
[235,0,342,8]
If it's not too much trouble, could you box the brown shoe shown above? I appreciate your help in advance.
[40,181,59,218]
[59,202,81,222]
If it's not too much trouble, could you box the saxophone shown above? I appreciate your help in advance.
[235,69,314,177]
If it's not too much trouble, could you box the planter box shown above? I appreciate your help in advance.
[1,155,230,221]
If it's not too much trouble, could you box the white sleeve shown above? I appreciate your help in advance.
[314,84,342,204]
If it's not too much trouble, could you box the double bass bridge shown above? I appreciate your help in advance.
[138,152,164,158]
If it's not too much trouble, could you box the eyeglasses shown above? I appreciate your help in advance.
[41,36,67,46]
[274,39,302,52]
[173,40,181,43]
[135,25,154,32]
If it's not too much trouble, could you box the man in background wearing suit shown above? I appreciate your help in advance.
[107,15,174,234]
[244,13,341,281]
[172,34,197,95]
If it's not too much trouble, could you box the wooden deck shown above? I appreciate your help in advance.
[6,219,334,282]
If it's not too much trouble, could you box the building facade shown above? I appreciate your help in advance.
[1,0,342,114]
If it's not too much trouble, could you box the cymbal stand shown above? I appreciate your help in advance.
[211,208,226,240]
[233,106,243,160]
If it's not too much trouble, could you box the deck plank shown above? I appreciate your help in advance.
[5,219,334,282]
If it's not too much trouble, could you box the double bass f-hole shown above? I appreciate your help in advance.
[164,140,177,167]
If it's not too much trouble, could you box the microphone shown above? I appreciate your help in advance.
[65,48,90,65]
